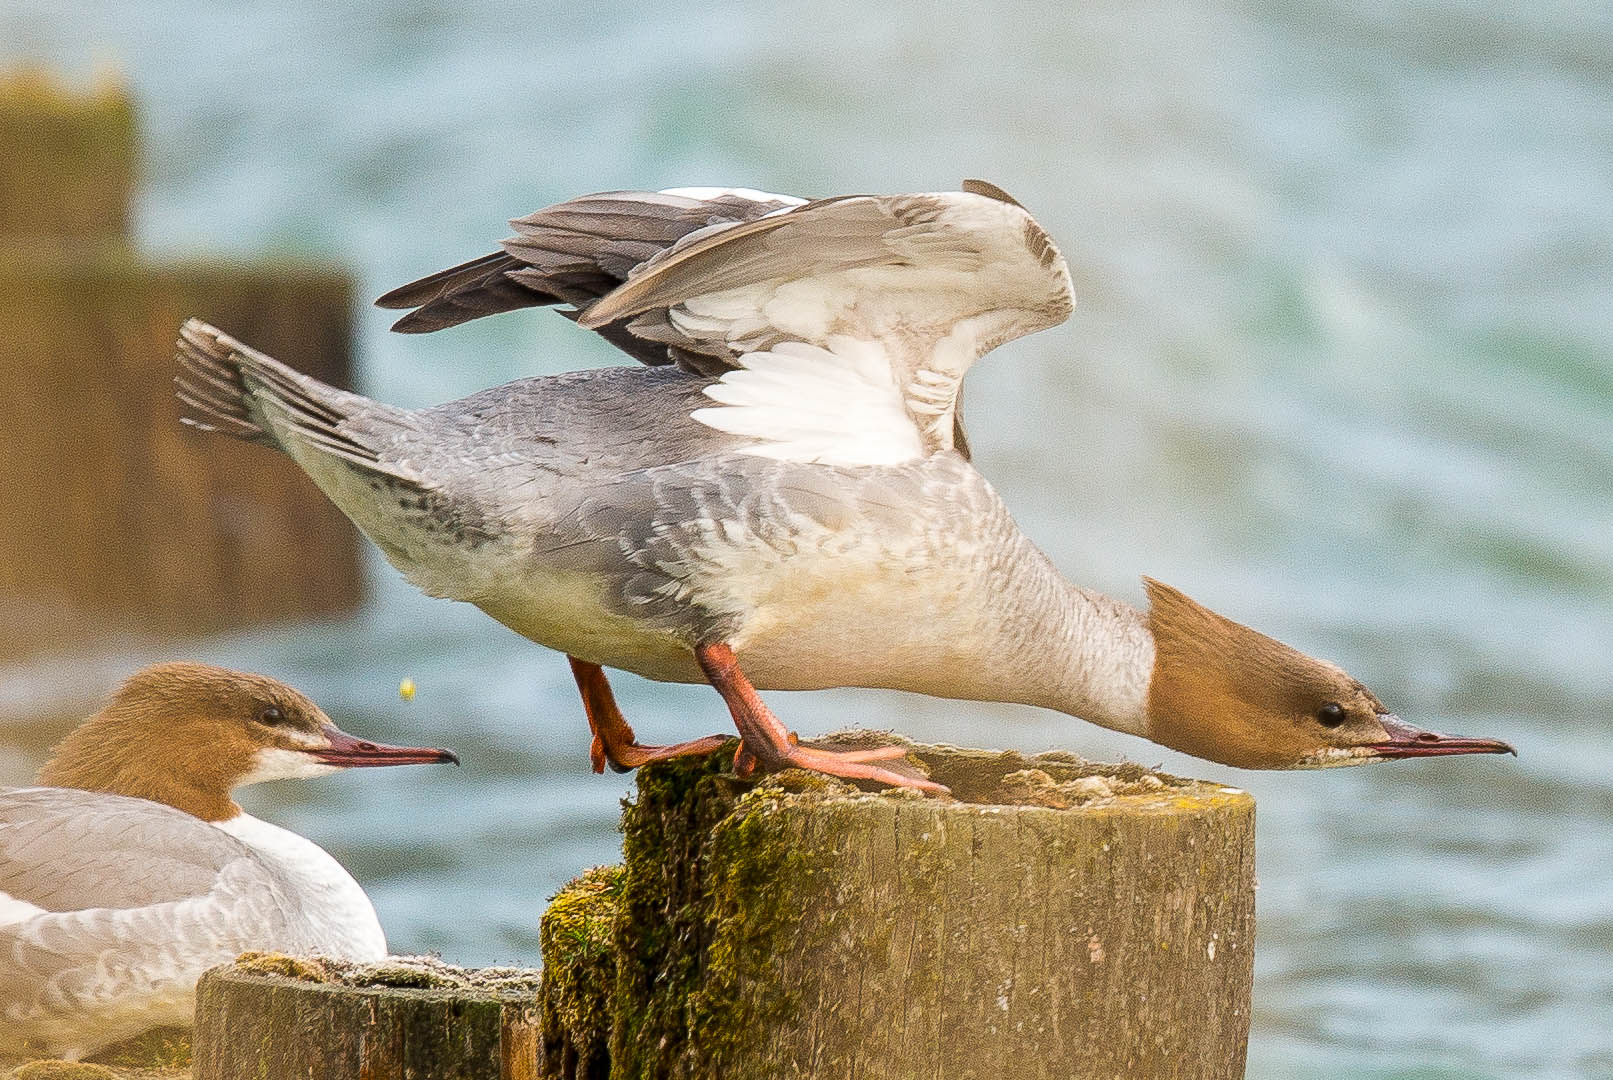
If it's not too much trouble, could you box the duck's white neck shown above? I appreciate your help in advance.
[214,812,387,961]
[981,546,1156,739]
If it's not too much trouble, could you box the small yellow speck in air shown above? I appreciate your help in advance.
[399,678,416,701]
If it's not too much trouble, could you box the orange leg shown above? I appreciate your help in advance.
[694,643,948,795]
[567,656,730,774]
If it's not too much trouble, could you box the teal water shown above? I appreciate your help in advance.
[2,3,1610,1076]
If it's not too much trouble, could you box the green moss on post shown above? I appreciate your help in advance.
[540,866,624,1079]
[1,992,189,1080]
[4,1041,188,1080]
[83,1029,190,1072]
[588,738,1257,1080]
[608,753,821,1078]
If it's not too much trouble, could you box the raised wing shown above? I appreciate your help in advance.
[375,187,805,365]
[578,181,1073,464]
[378,181,1073,466]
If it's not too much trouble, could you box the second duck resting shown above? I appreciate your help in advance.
[0,662,457,1059]
[174,181,1513,792]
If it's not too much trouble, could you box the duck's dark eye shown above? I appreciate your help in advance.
[256,705,287,726]
[1317,702,1347,728]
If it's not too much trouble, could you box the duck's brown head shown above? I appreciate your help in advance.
[37,661,457,821]
[1142,579,1515,770]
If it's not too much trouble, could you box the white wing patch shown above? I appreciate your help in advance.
[0,890,46,925]
[690,337,924,466]
[583,186,1075,465]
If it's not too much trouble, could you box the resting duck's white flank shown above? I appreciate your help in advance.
[176,180,1514,792]
[0,663,456,1060]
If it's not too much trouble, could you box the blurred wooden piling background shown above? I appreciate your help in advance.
[195,742,1257,1080]
[0,69,362,663]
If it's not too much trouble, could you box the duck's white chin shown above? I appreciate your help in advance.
[1293,746,1380,769]
[237,747,344,785]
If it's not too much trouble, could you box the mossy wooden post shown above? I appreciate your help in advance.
[0,70,362,660]
[555,742,1257,1080]
[538,866,621,1080]
[192,958,543,1079]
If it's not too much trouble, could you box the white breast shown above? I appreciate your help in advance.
[213,813,387,960]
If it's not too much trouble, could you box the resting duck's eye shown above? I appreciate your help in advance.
[256,705,287,726]
[1317,702,1347,728]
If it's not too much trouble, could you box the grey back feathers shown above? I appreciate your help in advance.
[0,788,307,997]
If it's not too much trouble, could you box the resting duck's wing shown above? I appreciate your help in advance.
[375,186,806,364]
[0,787,270,910]
[0,788,305,1050]
[578,181,1072,465]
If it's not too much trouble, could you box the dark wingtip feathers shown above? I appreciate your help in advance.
[376,251,555,333]
[374,251,516,309]
[961,179,1026,208]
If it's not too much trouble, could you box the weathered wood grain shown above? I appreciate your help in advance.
[193,960,540,1080]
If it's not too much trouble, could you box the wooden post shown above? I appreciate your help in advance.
[535,740,1256,1080]
[192,955,542,1079]
[0,70,363,662]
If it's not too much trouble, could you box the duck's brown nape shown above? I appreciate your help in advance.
[38,706,246,821]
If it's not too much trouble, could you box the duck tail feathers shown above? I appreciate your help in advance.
[174,319,389,471]
[174,319,287,447]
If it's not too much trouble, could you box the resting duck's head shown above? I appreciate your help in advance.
[37,661,457,821]
[1142,579,1515,770]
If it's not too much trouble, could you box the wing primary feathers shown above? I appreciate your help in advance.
[365,182,1066,466]
[374,251,518,309]
[374,189,800,347]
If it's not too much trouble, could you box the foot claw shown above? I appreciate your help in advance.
[606,733,733,772]
[779,744,949,795]
[693,643,947,795]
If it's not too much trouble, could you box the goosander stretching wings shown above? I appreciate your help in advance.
[0,663,456,1059]
[175,182,1513,792]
